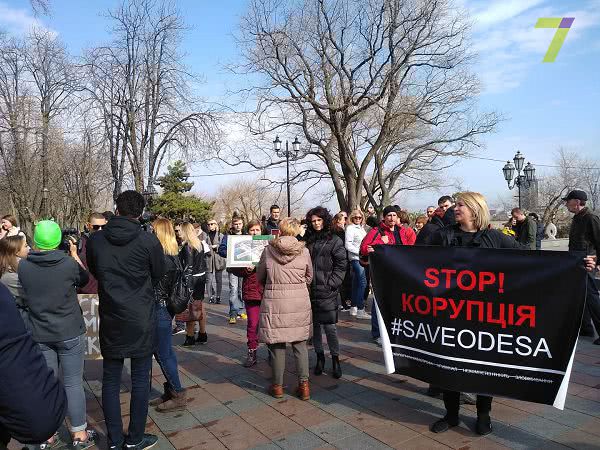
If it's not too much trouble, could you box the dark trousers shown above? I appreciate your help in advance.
[102,356,152,447]
[582,275,600,335]
[443,391,492,420]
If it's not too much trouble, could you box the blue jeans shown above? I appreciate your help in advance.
[39,334,87,433]
[371,299,380,339]
[350,260,367,309]
[228,272,244,317]
[102,356,152,447]
[154,306,183,392]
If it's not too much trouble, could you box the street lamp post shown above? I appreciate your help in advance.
[502,151,536,209]
[142,178,158,208]
[41,187,49,219]
[273,136,301,217]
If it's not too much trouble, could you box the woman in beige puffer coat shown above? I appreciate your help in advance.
[257,217,313,400]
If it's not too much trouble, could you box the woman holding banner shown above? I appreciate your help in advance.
[428,192,522,436]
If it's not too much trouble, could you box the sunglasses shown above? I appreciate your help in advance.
[92,225,104,230]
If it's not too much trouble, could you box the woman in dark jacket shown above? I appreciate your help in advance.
[149,218,187,413]
[332,212,352,311]
[428,192,523,437]
[305,207,347,379]
[178,222,210,346]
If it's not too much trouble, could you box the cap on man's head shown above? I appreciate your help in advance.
[34,220,62,250]
[382,205,398,216]
[562,190,587,202]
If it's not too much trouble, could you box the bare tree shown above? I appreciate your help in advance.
[93,0,221,194]
[25,28,78,215]
[30,0,51,16]
[223,0,499,212]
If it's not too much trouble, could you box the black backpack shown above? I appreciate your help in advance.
[167,251,194,316]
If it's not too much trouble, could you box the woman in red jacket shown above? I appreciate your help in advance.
[229,220,265,367]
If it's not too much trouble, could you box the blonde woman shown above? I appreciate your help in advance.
[428,192,523,436]
[345,209,370,319]
[177,222,210,346]
[150,218,187,412]
[257,218,313,399]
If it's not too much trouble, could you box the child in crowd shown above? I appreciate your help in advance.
[229,220,265,367]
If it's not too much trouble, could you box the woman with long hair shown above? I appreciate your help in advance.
[257,218,313,399]
[149,218,187,412]
[305,206,347,379]
[345,209,370,319]
[177,222,209,346]
[0,235,29,310]
[0,214,25,240]
[332,212,352,311]
[428,192,524,436]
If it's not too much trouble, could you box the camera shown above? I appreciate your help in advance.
[60,228,82,253]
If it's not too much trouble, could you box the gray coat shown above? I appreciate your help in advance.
[205,231,226,272]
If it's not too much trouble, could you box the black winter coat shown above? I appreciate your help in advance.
[568,208,600,256]
[306,232,347,324]
[415,215,444,245]
[87,216,166,359]
[19,250,89,343]
[154,255,177,309]
[0,283,67,445]
[430,224,524,249]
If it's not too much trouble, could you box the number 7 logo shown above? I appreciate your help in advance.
[535,18,574,62]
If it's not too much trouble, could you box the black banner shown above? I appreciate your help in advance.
[370,245,587,409]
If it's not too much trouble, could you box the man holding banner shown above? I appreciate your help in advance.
[369,192,594,437]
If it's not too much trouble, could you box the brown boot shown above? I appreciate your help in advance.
[149,382,171,406]
[296,380,310,401]
[269,384,284,399]
[156,387,187,412]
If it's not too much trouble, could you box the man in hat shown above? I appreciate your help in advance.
[564,190,600,344]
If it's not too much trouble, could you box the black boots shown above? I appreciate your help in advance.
[182,335,195,347]
[332,355,342,379]
[314,352,325,375]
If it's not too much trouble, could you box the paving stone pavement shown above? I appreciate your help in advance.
[11,301,600,450]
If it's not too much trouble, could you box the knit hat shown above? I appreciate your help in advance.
[382,205,398,217]
[34,220,62,250]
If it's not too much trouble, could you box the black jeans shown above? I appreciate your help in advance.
[443,391,492,420]
[582,275,600,335]
[102,356,152,447]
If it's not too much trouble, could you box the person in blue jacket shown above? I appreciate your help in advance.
[0,282,67,448]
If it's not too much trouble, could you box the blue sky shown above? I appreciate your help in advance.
[1,0,598,210]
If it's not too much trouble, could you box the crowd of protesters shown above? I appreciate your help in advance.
[0,188,598,449]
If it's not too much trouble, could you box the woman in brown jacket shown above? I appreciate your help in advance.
[257,217,313,400]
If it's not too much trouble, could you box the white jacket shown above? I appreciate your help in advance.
[345,224,367,261]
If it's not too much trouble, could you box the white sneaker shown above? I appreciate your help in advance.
[350,306,358,316]
[356,309,371,320]
[374,337,382,346]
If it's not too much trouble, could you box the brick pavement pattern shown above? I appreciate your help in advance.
[11,302,600,450]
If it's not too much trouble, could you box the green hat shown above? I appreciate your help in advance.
[34,220,62,250]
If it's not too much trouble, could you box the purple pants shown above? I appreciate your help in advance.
[245,300,261,350]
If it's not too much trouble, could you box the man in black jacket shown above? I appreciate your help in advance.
[87,191,166,450]
[0,283,67,448]
[564,190,600,344]
[264,204,281,235]
[416,195,456,245]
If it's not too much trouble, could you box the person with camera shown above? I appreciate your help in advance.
[77,212,107,294]
[86,191,166,450]
[18,220,96,450]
